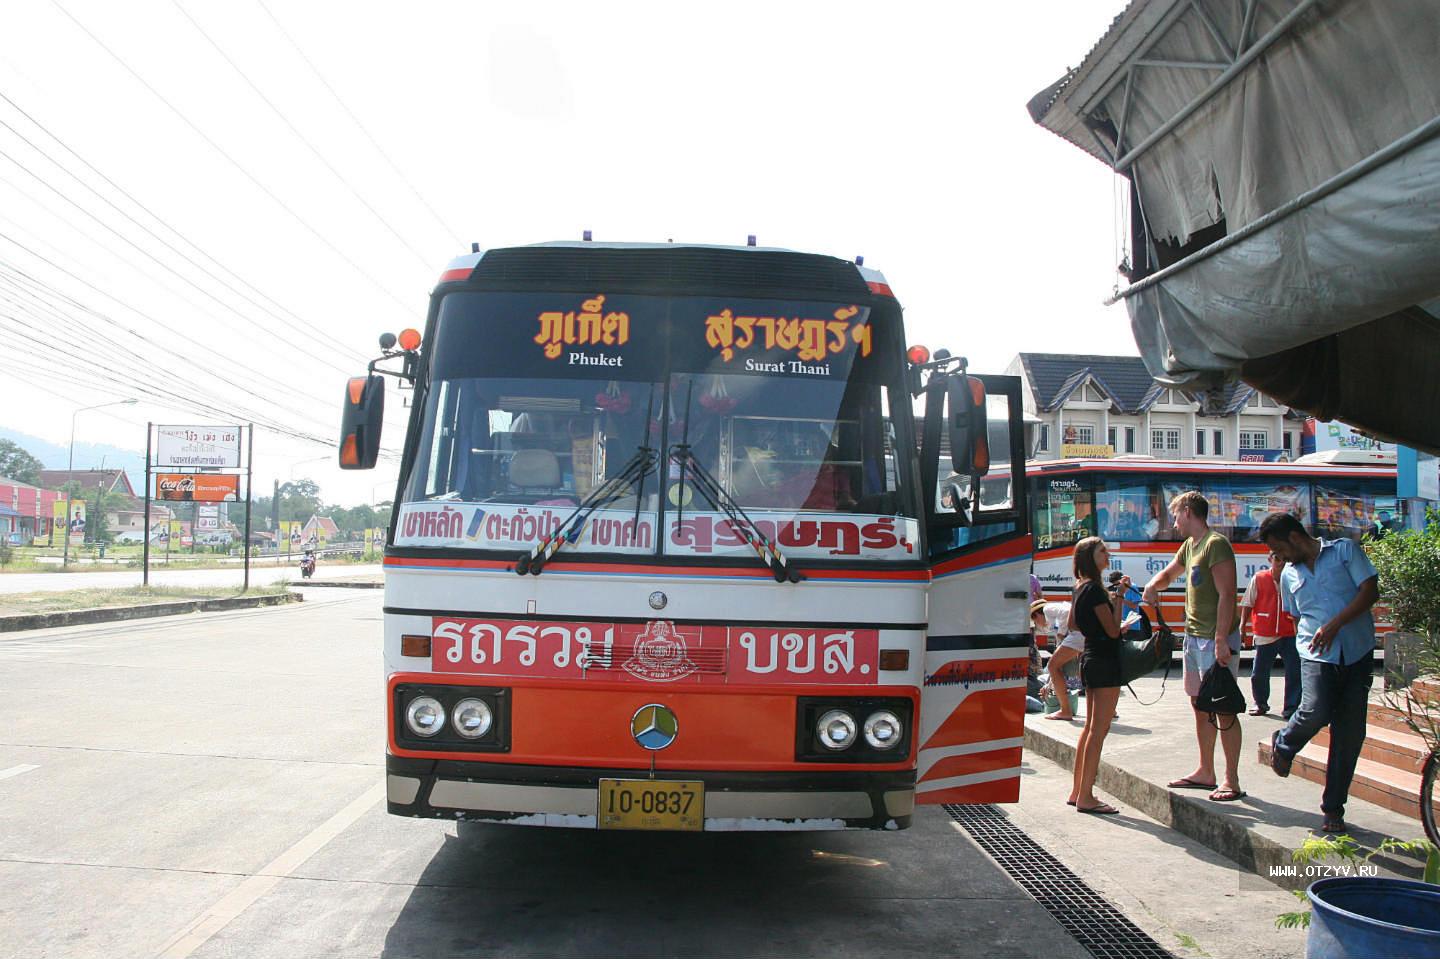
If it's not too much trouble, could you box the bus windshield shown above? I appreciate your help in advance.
[397,291,918,561]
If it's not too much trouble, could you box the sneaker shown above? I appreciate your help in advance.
[1269,730,1292,778]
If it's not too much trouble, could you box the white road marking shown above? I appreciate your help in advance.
[154,781,385,959]
[0,764,39,781]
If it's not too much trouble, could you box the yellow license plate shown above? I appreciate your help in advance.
[597,779,704,831]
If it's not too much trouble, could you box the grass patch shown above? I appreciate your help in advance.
[0,583,291,618]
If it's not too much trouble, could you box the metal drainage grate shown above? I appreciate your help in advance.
[946,804,1176,959]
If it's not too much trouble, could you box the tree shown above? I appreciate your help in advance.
[0,439,44,485]
[277,479,322,522]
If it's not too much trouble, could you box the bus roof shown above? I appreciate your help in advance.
[1026,458,1395,479]
[433,241,893,296]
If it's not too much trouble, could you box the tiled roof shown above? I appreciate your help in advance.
[1018,353,1164,413]
[1017,352,1302,418]
[37,469,133,496]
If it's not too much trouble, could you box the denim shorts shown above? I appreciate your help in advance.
[1183,631,1241,697]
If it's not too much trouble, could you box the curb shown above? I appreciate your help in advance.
[1023,723,1425,891]
[298,581,384,589]
[0,592,302,633]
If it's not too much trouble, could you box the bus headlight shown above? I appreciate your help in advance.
[863,710,903,750]
[451,698,494,739]
[404,696,445,738]
[816,709,857,750]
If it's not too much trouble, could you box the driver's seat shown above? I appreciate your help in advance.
[508,448,561,493]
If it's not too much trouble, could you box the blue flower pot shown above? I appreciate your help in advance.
[1306,877,1440,958]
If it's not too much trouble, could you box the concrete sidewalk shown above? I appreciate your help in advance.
[1024,671,1431,891]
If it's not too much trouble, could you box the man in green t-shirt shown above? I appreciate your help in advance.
[1143,490,1244,803]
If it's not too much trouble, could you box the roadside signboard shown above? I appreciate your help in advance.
[155,473,239,502]
[196,505,219,531]
[155,426,241,469]
[67,500,86,547]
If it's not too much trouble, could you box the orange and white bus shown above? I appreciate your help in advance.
[1025,457,1398,642]
[338,241,1033,831]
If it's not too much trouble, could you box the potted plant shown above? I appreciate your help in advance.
[1275,834,1440,957]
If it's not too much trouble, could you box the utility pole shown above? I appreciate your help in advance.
[143,423,151,585]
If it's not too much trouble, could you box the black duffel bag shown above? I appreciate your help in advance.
[1118,619,1176,686]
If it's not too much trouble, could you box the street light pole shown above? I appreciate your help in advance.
[63,399,138,567]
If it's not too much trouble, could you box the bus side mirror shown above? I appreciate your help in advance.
[338,375,385,470]
[946,374,989,476]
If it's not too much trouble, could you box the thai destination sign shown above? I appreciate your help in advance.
[155,425,241,469]
[393,502,918,560]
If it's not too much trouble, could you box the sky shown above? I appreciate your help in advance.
[0,1,1132,507]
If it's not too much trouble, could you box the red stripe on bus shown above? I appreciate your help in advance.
[919,746,1023,784]
[920,686,1024,752]
[930,535,1032,578]
[866,281,894,297]
[383,555,929,581]
[918,777,1020,804]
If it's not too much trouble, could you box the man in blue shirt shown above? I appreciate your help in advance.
[1259,512,1380,833]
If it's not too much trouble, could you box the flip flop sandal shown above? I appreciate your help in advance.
[1209,788,1246,802]
[1166,777,1218,790]
[1076,803,1120,815]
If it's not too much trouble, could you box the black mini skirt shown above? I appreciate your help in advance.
[1080,653,1123,689]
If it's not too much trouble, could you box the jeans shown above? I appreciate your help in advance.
[1251,636,1301,715]
[1274,657,1373,819]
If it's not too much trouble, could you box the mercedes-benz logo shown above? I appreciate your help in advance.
[648,591,667,610]
[630,703,679,751]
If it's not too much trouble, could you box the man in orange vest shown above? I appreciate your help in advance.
[1240,550,1300,718]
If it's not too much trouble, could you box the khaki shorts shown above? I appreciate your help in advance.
[1183,632,1241,698]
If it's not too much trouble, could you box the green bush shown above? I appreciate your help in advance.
[1366,508,1440,637]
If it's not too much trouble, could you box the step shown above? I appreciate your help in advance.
[1313,723,1430,775]
[1257,739,1438,823]
[1367,701,1420,735]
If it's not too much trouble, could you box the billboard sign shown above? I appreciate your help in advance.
[155,473,239,502]
[67,500,86,546]
[156,426,241,469]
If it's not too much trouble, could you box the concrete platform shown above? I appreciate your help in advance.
[1023,673,1432,891]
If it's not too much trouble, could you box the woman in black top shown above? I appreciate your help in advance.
[1068,536,1127,814]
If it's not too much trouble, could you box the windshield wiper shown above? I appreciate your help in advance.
[516,386,657,575]
[514,448,657,575]
[668,444,804,583]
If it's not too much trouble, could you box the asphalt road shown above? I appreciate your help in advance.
[0,590,1094,959]
[0,564,383,595]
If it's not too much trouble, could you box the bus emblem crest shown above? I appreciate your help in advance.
[622,620,698,683]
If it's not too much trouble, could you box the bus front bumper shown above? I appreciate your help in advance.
[386,756,915,831]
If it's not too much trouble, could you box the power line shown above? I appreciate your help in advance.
[0,86,377,365]
[0,229,358,426]
[0,221,395,422]
[0,92,374,366]
[171,0,437,270]
[0,210,409,438]
[48,0,424,319]
[0,275,401,459]
[0,144,358,377]
[0,262,364,447]
[254,0,466,249]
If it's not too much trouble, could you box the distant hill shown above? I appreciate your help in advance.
[0,427,145,490]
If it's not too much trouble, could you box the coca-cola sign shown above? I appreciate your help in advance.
[155,473,239,502]
[429,616,880,685]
